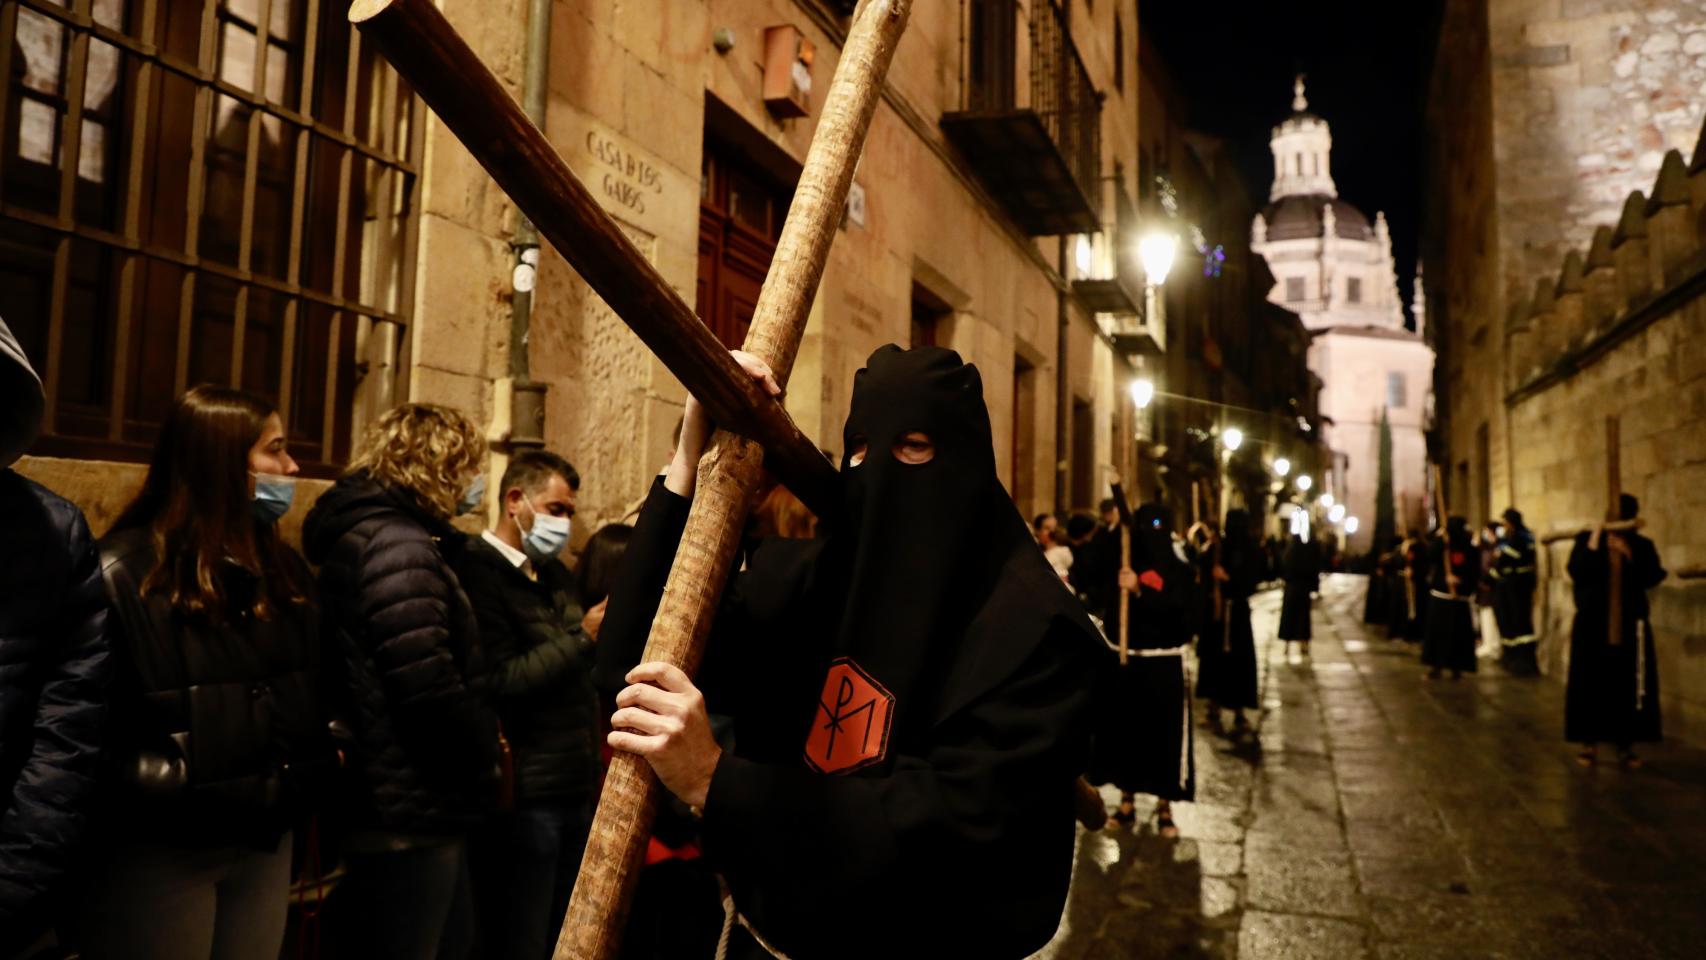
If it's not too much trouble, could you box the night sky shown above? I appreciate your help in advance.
[1140,2,1444,326]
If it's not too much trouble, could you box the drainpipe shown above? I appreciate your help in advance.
[507,0,553,450]
[1055,236,1070,515]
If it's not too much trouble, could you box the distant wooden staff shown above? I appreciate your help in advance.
[1605,415,1623,646]
[1431,463,1459,594]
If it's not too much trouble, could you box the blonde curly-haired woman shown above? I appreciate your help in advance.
[303,403,501,959]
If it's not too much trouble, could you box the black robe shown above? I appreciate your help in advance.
[1195,536,1262,710]
[1565,530,1665,745]
[1421,535,1480,673]
[1398,538,1428,642]
[1490,528,1539,674]
[1277,538,1318,641]
[1086,534,1195,802]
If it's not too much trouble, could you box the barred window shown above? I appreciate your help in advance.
[1,0,421,474]
[1285,276,1305,302]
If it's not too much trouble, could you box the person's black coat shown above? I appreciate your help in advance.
[0,472,111,949]
[1565,530,1666,744]
[455,534,600,803]
[1277,538,1319,641]
[596,481,1101,960]
[94,526,336,850]
[302,473,500,836]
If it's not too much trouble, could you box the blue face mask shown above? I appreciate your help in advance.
[519,499,572,563]
[252,473,296,524]
[457,474,486,516]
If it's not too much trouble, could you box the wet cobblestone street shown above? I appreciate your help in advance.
[1036,574,1706,960]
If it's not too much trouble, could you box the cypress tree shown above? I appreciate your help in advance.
[1374,406,1397,550]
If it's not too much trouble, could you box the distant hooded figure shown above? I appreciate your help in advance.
[597,345,1107,960]
[0,317,112,954]
[1565,494,1665,768]
[1277,534,1319,649]
[1491,508,1539,675]
[1196,509,1262,732]
[1422,517,1480,679]
[1086,501,1196,836]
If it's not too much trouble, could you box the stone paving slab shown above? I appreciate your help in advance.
[1033,574,1706,960]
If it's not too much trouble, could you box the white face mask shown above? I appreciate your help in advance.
[518,498,571,562]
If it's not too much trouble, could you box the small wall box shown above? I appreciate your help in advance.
[763,25,814,119]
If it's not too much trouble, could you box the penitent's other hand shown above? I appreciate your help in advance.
[608,662,722,809]
[580,598,608,642]
[666,350,782,499]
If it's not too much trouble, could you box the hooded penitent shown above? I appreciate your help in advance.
[0,317,44,470]
[598,346,1108,959]
[796,344,1102,761]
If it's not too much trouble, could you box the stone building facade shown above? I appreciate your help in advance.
[1425,0,1706,742]
[4,0,1151,548]
[1251,79,1433,553]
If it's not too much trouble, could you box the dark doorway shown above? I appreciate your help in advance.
[1013,353,1037,505]
[911,283,950,349]
[696,138,793,348]
[1072,398,1095,511]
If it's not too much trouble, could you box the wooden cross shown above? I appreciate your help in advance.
[1605,415,1623,647]
[347,2,914,957]
[1431,462,1460,595]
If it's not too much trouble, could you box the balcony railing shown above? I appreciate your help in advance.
[942,0,1101,236]
[1075,178,1144,315]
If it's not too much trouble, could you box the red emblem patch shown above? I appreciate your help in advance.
[804,658,895,775]
[1139,569,1165,592]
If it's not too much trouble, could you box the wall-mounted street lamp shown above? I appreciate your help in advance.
[1222,427,1244,452]
[1130,378,1155,410]
[1139,231,1179,286]
[1296,474,1314,492]
[1320,493,1334,509]
[1344,516,1360,535]
[1273,457,1291,477]
[1329,504,1347,524]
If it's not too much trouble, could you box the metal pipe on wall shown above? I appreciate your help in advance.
[1056,235,1070,515]
[508,0,554,450]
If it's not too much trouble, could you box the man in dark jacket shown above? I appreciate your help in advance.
[0,317,111,956]
[456,450,599,960]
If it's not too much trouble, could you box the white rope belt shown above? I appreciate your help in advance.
[1429,590,1471,603]
[1133,644,1191,658]
[1636,620,1648,712]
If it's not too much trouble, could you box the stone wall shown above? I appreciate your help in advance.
[1427,0,1706,540]
[1503,131,1706,745]
[532,0,1146,535]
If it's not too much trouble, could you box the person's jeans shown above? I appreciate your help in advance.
[71,832,293,960]
[333,836,474,960]
[470,799,594,960]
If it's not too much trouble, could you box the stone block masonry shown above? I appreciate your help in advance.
[1504,114,1706,745]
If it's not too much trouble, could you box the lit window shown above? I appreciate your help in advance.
[1348,277,1362,303]
[1387,372,1408,409]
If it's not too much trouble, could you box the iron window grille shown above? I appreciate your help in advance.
[0,0,422,474]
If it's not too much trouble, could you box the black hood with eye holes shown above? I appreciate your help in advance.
[806,345,1104,743]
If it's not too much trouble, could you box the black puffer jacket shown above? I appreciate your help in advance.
[303,473,500,836]
[0,471,111,948]
[95,526,335,850]
[455,535,599,804]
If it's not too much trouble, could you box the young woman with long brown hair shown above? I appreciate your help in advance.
[302,402,500,959]
[77,384,334,960]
